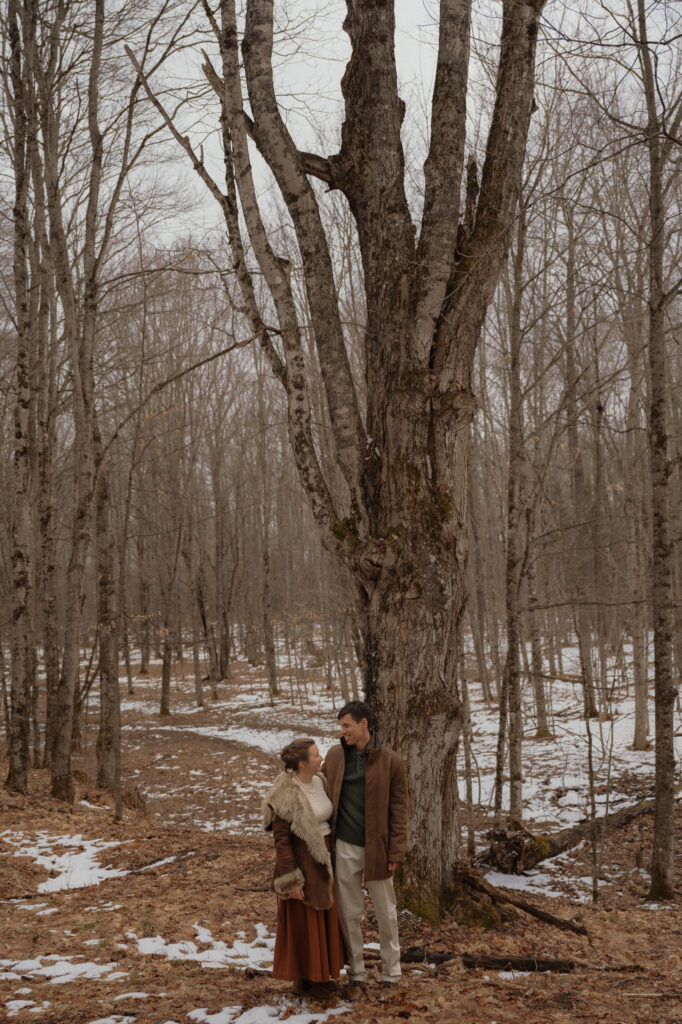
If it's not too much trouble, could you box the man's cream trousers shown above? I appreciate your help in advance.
[335,838,401,983]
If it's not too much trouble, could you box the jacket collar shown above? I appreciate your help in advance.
[340,730,381,754]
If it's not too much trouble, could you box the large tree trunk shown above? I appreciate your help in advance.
[136,0,546,906]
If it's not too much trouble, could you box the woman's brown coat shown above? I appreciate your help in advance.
[262,772,333,911]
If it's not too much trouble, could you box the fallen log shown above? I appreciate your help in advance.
[247,946,642,979]
[453,862,588,935]
[401,947,456,965]
[461,953,574,973]
[485,796,656,873]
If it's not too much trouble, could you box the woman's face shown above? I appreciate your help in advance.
[301,743,323,773]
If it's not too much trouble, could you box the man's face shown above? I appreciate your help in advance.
[338,713,369,750]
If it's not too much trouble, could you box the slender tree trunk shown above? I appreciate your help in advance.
[38,276,59,767]
[493,661,510,831]
[160,633,172,717]
[138,538,150,675]
[6,0,33,795]
[625,338,649,749]
[460,671,476,858]
[638,2,675,899]
[564,206,597,719]
[192,619,204,708]
[45,0,106,802]
[590,340,609,705]
[527,550,549,736]
[255,360,279,698]
[122,614,134,695]
[504,208,526,821]
[95,456,120,792]
[195,564,219,695]
[468,472,493,701]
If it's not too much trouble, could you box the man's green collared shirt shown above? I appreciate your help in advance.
[335,737,371,847]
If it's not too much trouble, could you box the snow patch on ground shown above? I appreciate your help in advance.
[135,724,337,758]
[188,1004,349,1024]
[127,922,275,971]
[0,832,127,893]
[0,954,127,984]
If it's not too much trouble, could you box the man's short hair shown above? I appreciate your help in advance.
[337,700,372,726]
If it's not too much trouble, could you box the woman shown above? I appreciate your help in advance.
[262,737,345,995]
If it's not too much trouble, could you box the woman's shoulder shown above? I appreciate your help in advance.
[265,770,299,802]
[262,771,298,829]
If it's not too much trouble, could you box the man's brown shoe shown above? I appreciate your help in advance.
[346,982,365,1002]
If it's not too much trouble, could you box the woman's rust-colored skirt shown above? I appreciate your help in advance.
[272,837,346,983]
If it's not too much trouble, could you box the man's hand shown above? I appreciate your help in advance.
[289,888,304,900]
[388,862,398,873]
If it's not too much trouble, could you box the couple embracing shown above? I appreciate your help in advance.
[262,701,409,1000]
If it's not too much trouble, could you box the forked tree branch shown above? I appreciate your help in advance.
[242,0,367,523]
[433,0,547,392]
[414,0,472,366]
[200,56,336,184]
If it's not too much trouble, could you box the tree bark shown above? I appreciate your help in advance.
[137,537,151,675]
[254,356,278,699]
[504,207,527,821]
[95,455,120,792]
[636,0,676,901]
[6,0,33,796]
[563,205,597,719]
[527,550,549,736]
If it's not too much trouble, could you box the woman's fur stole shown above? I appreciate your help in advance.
[262,772,333,902]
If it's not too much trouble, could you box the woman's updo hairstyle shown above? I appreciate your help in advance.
[280,738,315,772]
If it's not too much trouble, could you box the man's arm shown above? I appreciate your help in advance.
[387,755,409,866]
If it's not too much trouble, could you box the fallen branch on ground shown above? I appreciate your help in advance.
[460,953,574,972]
[453,862,588,935]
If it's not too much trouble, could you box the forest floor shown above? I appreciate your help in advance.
[1,652,682,1024]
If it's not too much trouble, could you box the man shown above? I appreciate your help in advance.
[324,700,408,999]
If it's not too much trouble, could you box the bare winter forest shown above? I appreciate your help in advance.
[1,1,682,1022]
